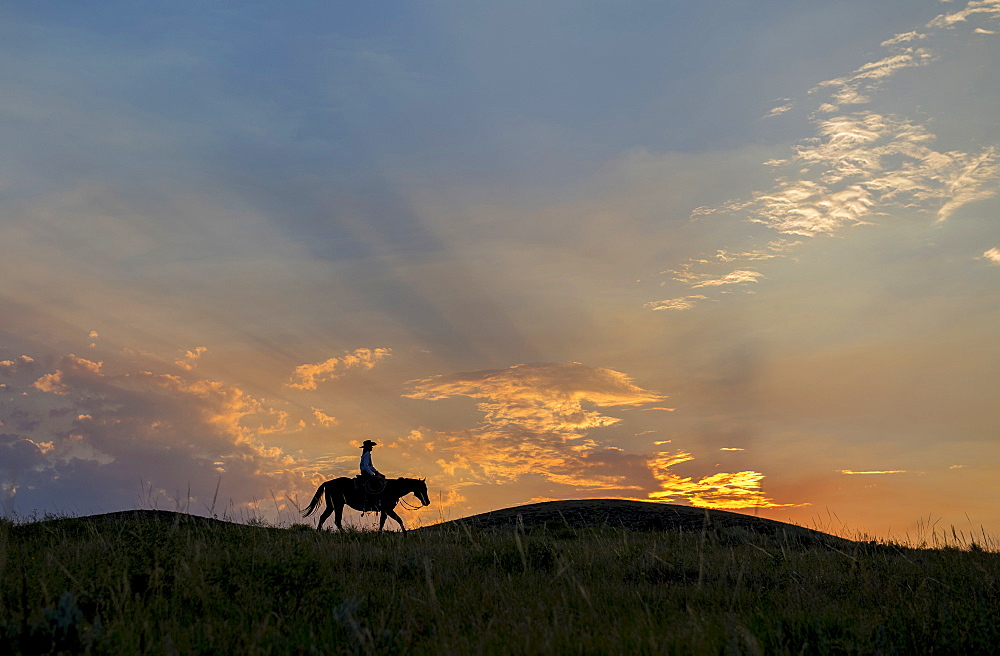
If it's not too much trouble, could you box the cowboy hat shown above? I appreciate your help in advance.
[360,440,378,448]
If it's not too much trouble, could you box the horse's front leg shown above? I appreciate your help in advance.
[384,509,406,535]
[378,511,387,532]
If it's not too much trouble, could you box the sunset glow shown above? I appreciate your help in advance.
[1,1,998,541]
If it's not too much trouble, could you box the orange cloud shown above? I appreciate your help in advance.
[644,295,709,311]
[406,362,666,434]
[287,347,391,390]
[406,362,796,510]
[0,355,35,375]
[175,346,208,371]
[839,469,907,475]
[648,451,798,509]
[312,408,338,427]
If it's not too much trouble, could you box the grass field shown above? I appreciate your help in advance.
[2,504,998,655]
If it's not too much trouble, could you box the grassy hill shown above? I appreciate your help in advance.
[427,498,853,547]
[2,501,998,654]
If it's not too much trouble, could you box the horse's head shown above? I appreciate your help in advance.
[413,478,431,506]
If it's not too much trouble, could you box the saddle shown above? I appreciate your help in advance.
[355,474,387,495]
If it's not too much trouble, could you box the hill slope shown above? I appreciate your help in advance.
[10,501,847,548]
[424,498,850,547]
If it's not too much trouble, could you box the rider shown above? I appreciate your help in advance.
[359,440,381,478]
[358,440,385,505]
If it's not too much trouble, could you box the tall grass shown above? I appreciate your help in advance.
[2,512,998,654]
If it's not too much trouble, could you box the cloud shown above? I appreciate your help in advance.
[406,362,792,509]
[406,363,666,488]
[688,269,765,288]
[982,247,1000,263]
[0,355,35,376]
[1,350,320,517]
[927,0,1000,29]
[287,347,391,391]
[175,346,207,371]
[644,295,710,311]
[32,355,102,395]
[406,362,666,434]
[732,113,998,235]
[312,408,338,427]
[881,31,928,47]
[647,451,797,509]
[668,264,767,288]
[838,469,907,475]
[765,103,793,118]
[651,6,1000,310]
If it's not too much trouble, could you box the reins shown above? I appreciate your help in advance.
[398,496,423,511]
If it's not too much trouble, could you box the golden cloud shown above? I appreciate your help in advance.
[406,362,666,435]
[644,295,709,311]
[407,363,796,510]
[312,408,338,427]
[648,451,797,509]
[287,347,391,390]
[838,469,907,475]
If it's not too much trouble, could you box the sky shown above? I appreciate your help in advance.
[1,1,998,541]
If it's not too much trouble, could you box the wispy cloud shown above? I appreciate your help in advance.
[927,0,1000,29]
[730,114,998,235]
[881,31,928,47]
[688,269,765,288]
[650,0,1000,310]
[287,347,391,391]
[644,295,709,311]
[838,469,907,475]
[764,102,793,118]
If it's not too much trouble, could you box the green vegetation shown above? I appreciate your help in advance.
[1,510,998,654]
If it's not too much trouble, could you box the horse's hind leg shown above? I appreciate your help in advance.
[317,504,333,530]
[334,498,345,531]
[317,487,335,530]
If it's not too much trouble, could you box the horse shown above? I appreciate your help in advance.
[302,476,430,534]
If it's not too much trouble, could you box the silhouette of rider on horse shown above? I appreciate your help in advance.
[357,439,387,507]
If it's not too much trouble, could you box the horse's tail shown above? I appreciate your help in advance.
[302,481,327,518]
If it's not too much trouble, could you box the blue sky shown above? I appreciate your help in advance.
[1,1,998,540]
